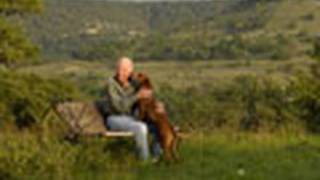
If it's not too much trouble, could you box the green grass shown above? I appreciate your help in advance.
[21,58,314,89]
[0,58,317,179]
[1,126,320,180]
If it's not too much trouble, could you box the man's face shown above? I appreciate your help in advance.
[117,58,133,83]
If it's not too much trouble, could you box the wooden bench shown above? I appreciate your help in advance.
[43,100,134,138]
[43,100,188,139]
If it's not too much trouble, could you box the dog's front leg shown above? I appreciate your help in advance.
[138,103,147,121]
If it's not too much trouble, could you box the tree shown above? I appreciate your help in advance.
[313,36,320,61]
[0,0,42,67]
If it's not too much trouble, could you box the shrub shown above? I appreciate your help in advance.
[0,0,42,67]
[236,75,299,132]
[291,61,320,132]
[0,69,83,128]
[156,75,299,132]
[313,37,320,60]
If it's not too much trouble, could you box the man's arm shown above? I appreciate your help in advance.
[107,78,138,114]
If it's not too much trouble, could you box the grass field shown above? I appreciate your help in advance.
[21,58,314,91]
[136,133,320,180]
[1,58,319,179]
[1,128,320,180]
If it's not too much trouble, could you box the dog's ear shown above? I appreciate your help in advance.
[137,73,144,78]
[129,72,137,80]
[129,72,142,91]
[143,77,153,89]
[131,72,153,89]
[130,72,143,81]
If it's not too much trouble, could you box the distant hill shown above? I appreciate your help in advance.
[21,0,240,59]
[22,0,320,61]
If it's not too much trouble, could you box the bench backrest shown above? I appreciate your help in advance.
[55,101,107,135]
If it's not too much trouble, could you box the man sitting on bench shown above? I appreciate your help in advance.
[106,57,162,161]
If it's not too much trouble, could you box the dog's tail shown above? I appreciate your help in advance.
[172,126,186,162]
[174,126,189,139]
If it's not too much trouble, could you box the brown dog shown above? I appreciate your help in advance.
[132,72,180,162]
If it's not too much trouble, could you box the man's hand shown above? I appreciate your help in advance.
[137,89,153,99]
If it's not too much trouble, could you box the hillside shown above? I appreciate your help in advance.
[22,0,320,60]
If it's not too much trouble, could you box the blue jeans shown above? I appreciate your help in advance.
[106,115,162,160]
[146,121,162,158]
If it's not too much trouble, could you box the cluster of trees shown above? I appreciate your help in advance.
[21,0,283,61]
[73,33,295,61]
[0,0,83,128]
[0,70,82,128]
[0,0,42,67]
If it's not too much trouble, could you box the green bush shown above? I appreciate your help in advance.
[0,129,136,179]
[313,37,320,60]
[0,18,39,67]
[0,69,83,128]
[156,75,299,132]
[291,61,320,132]
[246,35,293,60]
[0,0,42,67]
[236,75,299,131]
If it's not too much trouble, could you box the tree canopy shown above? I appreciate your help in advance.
[0,0,42,67]
[0,0,42,15]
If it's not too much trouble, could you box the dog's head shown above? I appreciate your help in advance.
[131,72,153,89]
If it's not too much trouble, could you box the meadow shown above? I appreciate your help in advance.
[2,128,320,180]
[1,58,320,179]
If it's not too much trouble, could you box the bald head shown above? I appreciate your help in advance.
[117,57,133,72]
[116,57,134,85]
